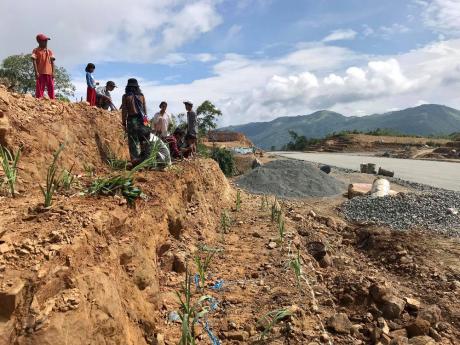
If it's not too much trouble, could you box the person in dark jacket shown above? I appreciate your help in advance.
[121,78,151,164]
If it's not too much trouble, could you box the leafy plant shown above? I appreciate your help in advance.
[40,144,65,208]
[194,249,217,289]
[176,269,214,345]
[235,190,242,212]
[290,250,302,290]
[257,308,293,341]
[83,163,95,177]
[106,157,128,171]
[0,145,21,197]
[57,166,75,191]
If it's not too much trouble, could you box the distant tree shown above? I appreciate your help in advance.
[0,54,76,99]
[196,100,222,136]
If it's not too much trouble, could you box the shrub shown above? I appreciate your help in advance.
[210,147,235,177]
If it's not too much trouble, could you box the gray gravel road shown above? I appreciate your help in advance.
[277,152,460,192]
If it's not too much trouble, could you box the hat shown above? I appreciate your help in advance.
[126,78,139,87]
[106,81,117,88]
[183,100,193,106]
[36,33,50,41]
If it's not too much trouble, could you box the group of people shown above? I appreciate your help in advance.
[31,33,198,166]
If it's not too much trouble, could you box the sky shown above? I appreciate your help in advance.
[1,0,460,126]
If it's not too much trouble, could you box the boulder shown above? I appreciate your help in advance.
[408,336,435,345]
[418,305,442,326]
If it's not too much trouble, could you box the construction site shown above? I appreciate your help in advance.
[0,86,459,345]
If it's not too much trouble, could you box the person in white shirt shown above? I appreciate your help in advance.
[151,101,171,138]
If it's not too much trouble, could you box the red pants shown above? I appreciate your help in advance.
[87,87,96,106]
[35,74,55,99]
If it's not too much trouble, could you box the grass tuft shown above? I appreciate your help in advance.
[40,144,65,208]
[257,308,293,341]
[0,145,21,197]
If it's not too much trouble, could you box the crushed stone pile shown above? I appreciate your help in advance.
[235,159,345,198]
[342,191,460,237]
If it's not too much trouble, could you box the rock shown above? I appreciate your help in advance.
[369,283,392,303]
[348,183,372,199]
[292,214,304,221]
[428,328,441,342]
[172,252,187,273]
[380,334,392,345]
[320,333,330,343]
[406,318,430,337]
[318,254,333,268]
[267,241,277,249]
[377,317,390,334]
[340,293,355,306]
[309,210,317,218]
[418,305,442,326]
[224,330,248,341]
[390,337,409,345]
[408,336,435,345]
[351,324,362,336]
[252,158,262,169]
[404,297,420,311]
[390,329,408,338]
[327,313,352,334]
[0,278,25,318]
[447,207,458,215]
[381,295,406,319]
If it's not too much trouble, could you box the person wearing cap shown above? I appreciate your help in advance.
[184,100,197,156]
[31,34,55,99]
[151,101,171,138]
[96,81,117,111]
[121,78,151,164]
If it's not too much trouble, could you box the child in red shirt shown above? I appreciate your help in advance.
[31,33,55,99]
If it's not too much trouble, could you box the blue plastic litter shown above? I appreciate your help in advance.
[202,320,221,345]
[209,297,219,311]
[194,273,200,289]
[211,279,224,290]
[168,311,181,323]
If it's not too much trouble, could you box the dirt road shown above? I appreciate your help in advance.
[277,152,460,191]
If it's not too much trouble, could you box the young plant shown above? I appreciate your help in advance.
[219,211,231,242]
[235,190,242,212]
[83,163,95,177]
[0,145,21,197]
[194,249,217,289]
[176,269,214,345]
[257,308,293,341]
[290,250,302,290]
[278,215,285,243]
[271,198,281,223]
[260,194,268,211]
[58,166,75,191]
[40,144,65,208]
[106,157,128,171]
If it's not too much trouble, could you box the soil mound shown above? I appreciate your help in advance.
[236,159,345,197]
[0,85,127,185]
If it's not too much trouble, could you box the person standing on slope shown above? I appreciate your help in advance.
[184,100,197,156]
[151,101,171,138]
[32,33,55,99]
[121,78,151,165]
[85,63,98,106]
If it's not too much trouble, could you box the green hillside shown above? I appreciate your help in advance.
[223,104,460,149]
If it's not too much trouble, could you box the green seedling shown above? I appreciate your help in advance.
[235,190,242,211]
[58,166,75,191]
[290,250,302,290]
[106,157,128,171]
[257,308,293,341]
[220,211,231,242]
[194,249,217,289]
[271,198,281,223]
[0,145,21,197]
[176,269,214,345]
[83,163,95,177]
[40,144,65,208]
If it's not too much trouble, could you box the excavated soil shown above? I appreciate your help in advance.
[0,88,459,345]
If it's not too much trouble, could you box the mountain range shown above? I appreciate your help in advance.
[222,104,460,149]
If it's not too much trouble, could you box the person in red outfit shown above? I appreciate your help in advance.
[32,33,55,99]
[85,63,98,106]
[165,128,192,159]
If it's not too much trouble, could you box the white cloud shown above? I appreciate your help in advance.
[417,0,460,36]
[0,0,222,65]
[322,29,357,42]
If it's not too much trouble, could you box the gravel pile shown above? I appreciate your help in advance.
[342,191,460,237]
[236,159,345,198]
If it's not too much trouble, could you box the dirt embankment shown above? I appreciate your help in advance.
[0,88,233,344]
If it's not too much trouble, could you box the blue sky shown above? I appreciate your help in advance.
[1,0,460,125]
